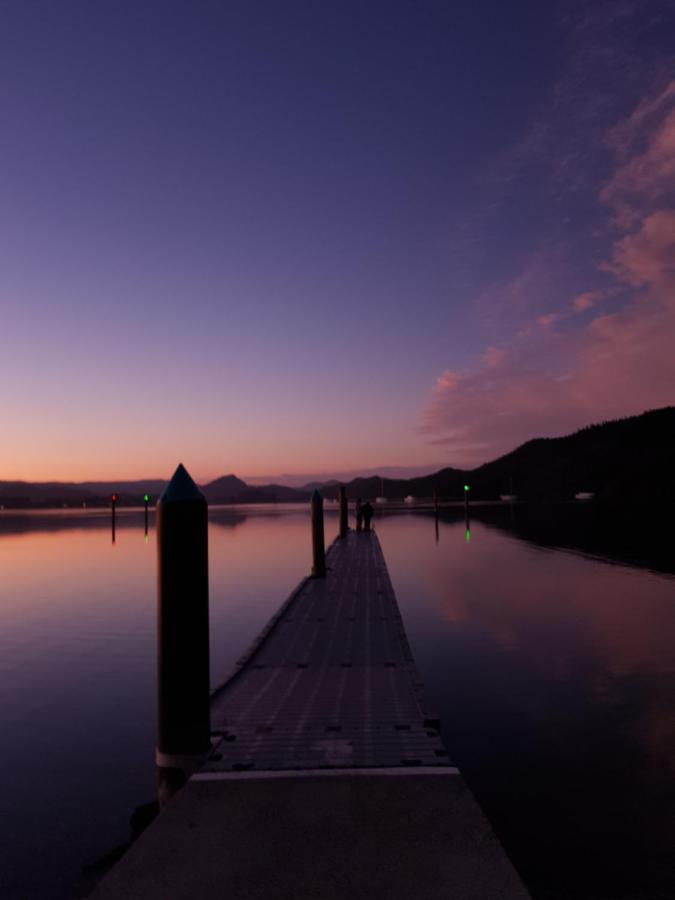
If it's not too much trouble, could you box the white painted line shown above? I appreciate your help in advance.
[191,766,460,782]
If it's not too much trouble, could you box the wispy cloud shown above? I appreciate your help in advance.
[602,81,675,226]
[572,291,597,312]
[422,5,675,467]
[537,313,562,329]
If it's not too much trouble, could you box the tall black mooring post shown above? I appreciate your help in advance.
[156,464,211,803]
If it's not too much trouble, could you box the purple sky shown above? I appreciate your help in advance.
[1,1,673,482]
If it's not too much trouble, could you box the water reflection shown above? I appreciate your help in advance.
[471,502,674,576]
[378,510,675,900]
[0,505,338,899]
[0,505,672,899]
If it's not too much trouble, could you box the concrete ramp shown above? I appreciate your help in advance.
[92,771,529,899]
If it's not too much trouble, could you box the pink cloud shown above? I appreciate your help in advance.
[610,209,675,288]
[534,291,604,330]
[433,370,462,393]
[572,291,597,312]
[482,346,507,367]
[601,81,675,225]
[472,246,567,331]
[423,281,675,465]
[422,84,675,467]
[537,312,561,328]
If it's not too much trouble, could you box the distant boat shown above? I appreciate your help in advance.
[575,491,595,501]
[500,476,517,501]
[375,477,388,504]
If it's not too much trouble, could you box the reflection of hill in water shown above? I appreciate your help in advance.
[428,503,675,576]
[0,505,306,537]
[202,509,247,530]
[0,510,125,536]
[3,503,669,576]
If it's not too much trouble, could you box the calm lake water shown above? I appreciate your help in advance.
[0,505,673,899]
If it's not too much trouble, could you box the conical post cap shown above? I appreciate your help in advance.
[159,464,206,504]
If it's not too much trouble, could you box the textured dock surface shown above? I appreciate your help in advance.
[205,531,450,772]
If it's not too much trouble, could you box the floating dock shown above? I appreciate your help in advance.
[93,531,530,898]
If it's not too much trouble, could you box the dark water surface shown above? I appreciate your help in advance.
[0,505,672,899]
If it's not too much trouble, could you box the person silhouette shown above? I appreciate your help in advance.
[355,497,363,532]
[362,501,374,532]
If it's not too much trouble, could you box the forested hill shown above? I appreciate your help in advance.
[465,406,675,502]
[322,407,675,503]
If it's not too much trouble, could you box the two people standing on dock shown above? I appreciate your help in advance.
[355,498,374,532]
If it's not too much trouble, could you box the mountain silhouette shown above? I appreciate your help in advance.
[1,407,673,508]
[310,407,675,503]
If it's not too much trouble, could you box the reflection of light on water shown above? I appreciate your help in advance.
[465,528,471,543]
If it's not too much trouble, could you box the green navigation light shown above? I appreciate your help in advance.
[463,484,470,492]
[143,494,149,503]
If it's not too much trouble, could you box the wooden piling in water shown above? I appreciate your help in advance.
[111,493,117,544]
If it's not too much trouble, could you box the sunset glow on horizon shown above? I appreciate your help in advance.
[2,2,673,484]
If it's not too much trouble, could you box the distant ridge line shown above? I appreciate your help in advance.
[1,406,673,507]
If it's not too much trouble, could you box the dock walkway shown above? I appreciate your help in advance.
[93,531,530,899]
[205,531,448,773]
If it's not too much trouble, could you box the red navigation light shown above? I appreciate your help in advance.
[111,494,118,503]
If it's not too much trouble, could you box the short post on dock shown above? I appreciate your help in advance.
[339,485,348,538]
[311,489,326,577]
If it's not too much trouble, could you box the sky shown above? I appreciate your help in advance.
[1,0,673,483]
